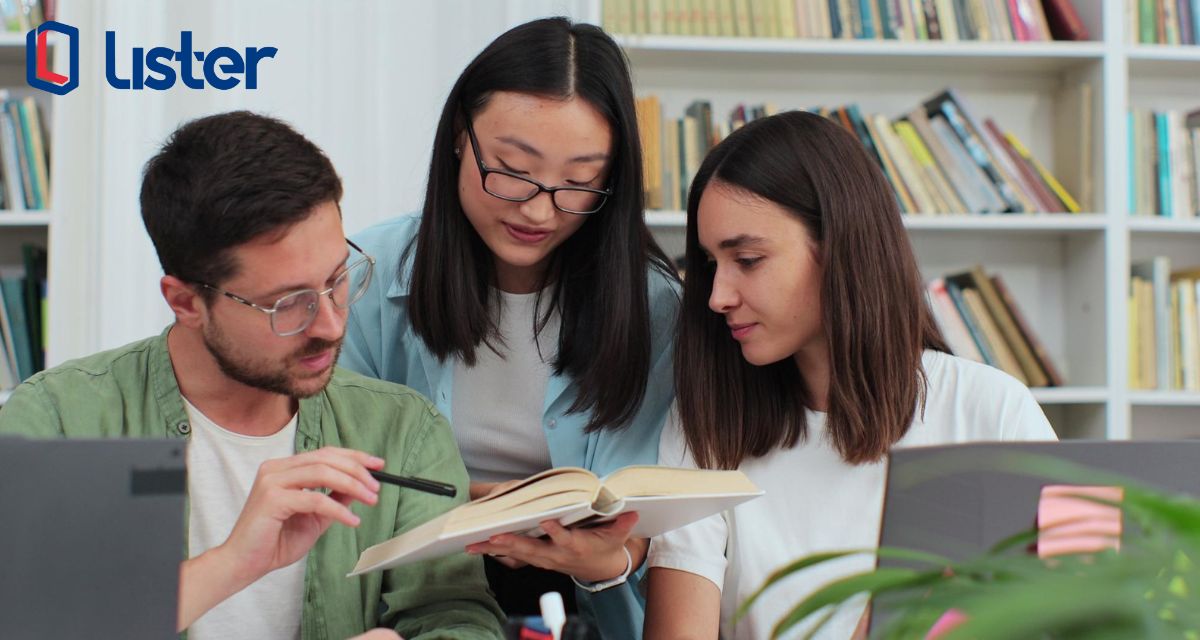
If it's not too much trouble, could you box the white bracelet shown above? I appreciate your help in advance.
[571,545,633,593]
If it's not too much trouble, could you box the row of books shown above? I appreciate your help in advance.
[1128,108,1200,219]
[0,0,53,32]
[635,88,1083,215]
[927,265,1064,387]
[604,0,1088,41]
[1130,0,1200,45]
[0,244,46,390]
[1130,257,1200,391]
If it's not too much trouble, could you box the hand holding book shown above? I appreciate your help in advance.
[348,465,763,576]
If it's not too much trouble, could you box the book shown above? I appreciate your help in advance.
[991,274,1065,387]
[349,465,763,575]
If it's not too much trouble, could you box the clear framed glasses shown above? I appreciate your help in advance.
[197,239,376,337]
[463,114,613,215]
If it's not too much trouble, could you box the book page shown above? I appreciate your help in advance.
[602,465,761,498]
[444,467,600,530]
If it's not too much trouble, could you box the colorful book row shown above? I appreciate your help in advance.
[1128,108,1200,219]
[1128,0,1200,45]
[0,243,46,390]
[1130,257,1200,391]
[605,0,1088,41]
[636,87,1083,215]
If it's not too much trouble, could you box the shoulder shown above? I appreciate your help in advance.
[350,212,422,270]
[917,350,1055,442]
[646,263,682,333]
[324,366,440,418]
[23,335,158,390]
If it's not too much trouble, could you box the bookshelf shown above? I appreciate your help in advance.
[594,0,1200,441]
[0,25,56,402]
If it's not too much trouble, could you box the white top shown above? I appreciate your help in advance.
[648,351,1058,640]
[184,398,304,640]
[453,290,557,484]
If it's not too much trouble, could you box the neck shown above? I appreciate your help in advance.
[793,340,832,413]
[494,257,549,294]
[167,325,297,437]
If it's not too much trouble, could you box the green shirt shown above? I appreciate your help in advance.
[0,328,504,640]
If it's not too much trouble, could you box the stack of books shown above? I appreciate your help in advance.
[928,265,1064,387]
[1129,0,1200,45]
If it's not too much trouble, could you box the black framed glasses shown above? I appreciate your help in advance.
[463,115,612,215]
[197,239,376,337]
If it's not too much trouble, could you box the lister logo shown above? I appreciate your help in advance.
[105,31,277,90]
[26,21,79,95]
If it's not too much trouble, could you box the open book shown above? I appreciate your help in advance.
[349,465,763,575]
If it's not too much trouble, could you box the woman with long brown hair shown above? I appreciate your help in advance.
[643,110,1055,639]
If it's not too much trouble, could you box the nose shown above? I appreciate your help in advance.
[518,190,556,226]
[305,292,345,342]
[708,267,740,314]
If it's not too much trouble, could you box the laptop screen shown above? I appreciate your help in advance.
[0,437,186,639]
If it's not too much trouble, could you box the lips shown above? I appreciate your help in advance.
[298,349,334,371]
[728,322,756,340]
[504,222,553,244]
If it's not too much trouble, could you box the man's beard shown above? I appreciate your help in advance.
[203,322,341,399]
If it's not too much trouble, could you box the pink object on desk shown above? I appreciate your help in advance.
[1036,485,1124,558]
[925,609,968,639]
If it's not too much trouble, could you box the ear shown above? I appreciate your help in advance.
[161,276,207,329]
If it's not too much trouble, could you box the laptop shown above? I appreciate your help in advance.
[0,437,186,639]
[878,440,1200,562]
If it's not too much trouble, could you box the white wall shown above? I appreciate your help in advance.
[48,0,594,364]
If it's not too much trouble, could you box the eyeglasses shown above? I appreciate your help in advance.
[197,239,376,337]
[463,114,613,215]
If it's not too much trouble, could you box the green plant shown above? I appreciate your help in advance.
[739,453,1200,639]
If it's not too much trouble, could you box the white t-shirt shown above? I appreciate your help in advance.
[184,398,304,640]
[648,351,1058,640]
[453,289,557,484]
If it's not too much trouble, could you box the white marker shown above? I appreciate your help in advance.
[539,591,566,640]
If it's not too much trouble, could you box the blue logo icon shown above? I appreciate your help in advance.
[26,21,79,95]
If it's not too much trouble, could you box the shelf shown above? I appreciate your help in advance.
[0,212,50,226]
[1127,45,1200,79]
[1129,391,1200,406]
[1127,217,1200,234]
[1031,386,1110,404]
[646,211,1108,234]
[617,36,1104,74]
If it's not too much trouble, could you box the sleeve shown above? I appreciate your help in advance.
[645,406,729,591]
[1002,386,1059,443]
[378,411,505,639]
[0,380,66,438]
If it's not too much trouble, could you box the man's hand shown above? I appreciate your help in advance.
[178,447,385,631]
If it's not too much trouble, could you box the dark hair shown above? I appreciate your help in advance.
[408,17,678,433]
[140,110,343,293]
[675,111,949,468]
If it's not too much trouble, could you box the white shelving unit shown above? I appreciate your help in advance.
[0,30,56,403]
[594,0,1200,441]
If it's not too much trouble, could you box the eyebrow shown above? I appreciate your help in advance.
[257,248,352,301]
[495,135,609,163]
[717,234,768,250]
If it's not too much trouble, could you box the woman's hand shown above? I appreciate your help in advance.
[466,512,640,583]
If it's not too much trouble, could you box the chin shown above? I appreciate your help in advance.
[739,344,793,367]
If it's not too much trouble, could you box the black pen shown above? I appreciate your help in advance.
[370,469,457,498]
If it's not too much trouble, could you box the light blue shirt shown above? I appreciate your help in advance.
[340,213,680,640]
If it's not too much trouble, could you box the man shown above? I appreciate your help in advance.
[0,111,504,639]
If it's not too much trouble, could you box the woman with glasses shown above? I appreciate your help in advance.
[340,17,680,638]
